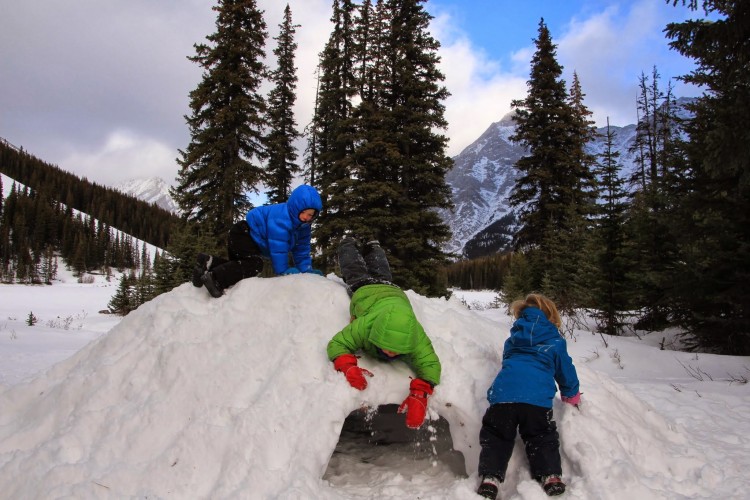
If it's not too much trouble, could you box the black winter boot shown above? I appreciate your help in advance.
[192,253,212,287]
[541,475,566,496]
[202,271,224,298]
[477,476,501,499]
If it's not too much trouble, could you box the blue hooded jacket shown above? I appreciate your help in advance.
[245,185,323,275]
[487,306,579,409]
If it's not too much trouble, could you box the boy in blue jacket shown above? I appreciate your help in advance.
[194,184,323,297]
[477,294,581,499]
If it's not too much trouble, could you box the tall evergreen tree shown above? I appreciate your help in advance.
[507,20,597,302]
[345,0,393,242]
[509,19,569,254]
[591,120,631,335]
[152,249,180,296]
[664,0,750,354]
[40,244,57,285]
[541,72,599,311]
[134,250,156,308]
[567,71,599,209]
[310,0,453,295]
[630,67,676,190]
[265,4,302,203]
[502,252,535,304]
[172,0,269,245]
[626,70,683,330]
[309,0,359,270]
[158,220,218,291]
[374,0,453,295]
[0,186,6,281]
[303,67,322,187]
[355,0,392,106]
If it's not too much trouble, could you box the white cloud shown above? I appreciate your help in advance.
[556,0,700,127]
[60,130,177,186]
[1,0,702,186]
[431,14,527,157]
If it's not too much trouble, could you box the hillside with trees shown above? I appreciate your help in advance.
[0,139,179,303]
[0,139,179,249]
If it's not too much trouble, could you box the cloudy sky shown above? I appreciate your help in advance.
[1,0,702,188]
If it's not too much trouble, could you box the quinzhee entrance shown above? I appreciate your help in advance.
[323,404,467,489]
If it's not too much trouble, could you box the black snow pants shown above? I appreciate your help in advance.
[208,220,264,289]
[478,402,562,482]
[337,237,393,294]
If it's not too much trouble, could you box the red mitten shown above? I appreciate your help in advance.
[333,354,373,391]
[397,378,434,429]
[561,391,581,406]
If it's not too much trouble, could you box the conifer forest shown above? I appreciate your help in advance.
[1,0,747,355]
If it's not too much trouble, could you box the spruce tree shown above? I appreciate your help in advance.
[265,4,302,203]
[375,0,453,296]
[629,68,681,191]
[508,20,598,301]
[502,253,535,304]
[309,0,359,270]
[310,0,453,295]
[0,183,9,281]
[664,0,750,354]
[509,19,569,254]
[108,273,134,316]
[153,249,182,296]
[591,120,631,335]
[134,253,156,308]
[345,0,393,243]
[626,70,682,330]
[567,71,599,211]
[159,220,218,290]
[173,0,269,245]
[541,72,599,311]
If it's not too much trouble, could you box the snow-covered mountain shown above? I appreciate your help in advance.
[115,177,178,213]
[440,112,653,258]
[443,97,696,259]
[439,112,525,258]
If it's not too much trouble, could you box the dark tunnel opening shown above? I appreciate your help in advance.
[323,404,467,487]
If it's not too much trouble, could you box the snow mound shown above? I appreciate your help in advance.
[0,276,721,498]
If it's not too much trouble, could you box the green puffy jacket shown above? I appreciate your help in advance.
[327,284,441,385]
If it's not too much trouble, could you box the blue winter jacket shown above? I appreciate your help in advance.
[487,306,579,409]
[245,185,323,275]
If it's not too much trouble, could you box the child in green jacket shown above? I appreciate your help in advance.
[327,237,441,429]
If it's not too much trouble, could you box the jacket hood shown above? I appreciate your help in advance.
[368,303,419,354]
[509,306,561,347]
[287,185,322,226]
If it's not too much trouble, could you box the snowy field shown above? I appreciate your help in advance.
[1,266,749,499]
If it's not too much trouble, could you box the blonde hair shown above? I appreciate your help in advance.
[510,293,562,329]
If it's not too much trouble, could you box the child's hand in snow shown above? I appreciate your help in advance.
[333,354,373,390]
[561,391,581,406]
[398,378,434,429]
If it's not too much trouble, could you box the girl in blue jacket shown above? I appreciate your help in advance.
[477,294,581,499]
[194,184,323,297]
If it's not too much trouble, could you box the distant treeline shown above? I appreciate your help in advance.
[0,172,150,284]
[0,139,179,248]
[445,253,511,291]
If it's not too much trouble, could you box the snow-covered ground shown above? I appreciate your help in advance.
[1,266,748,499]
